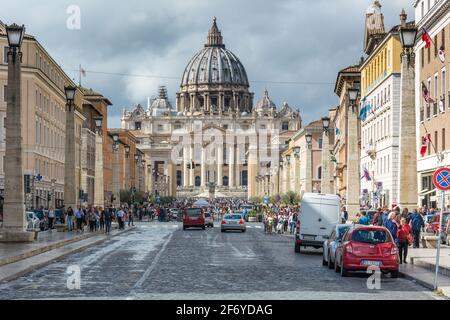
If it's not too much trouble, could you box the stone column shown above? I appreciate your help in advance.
[346,103,361,218]
[189,144,195,186]
[397,53,418,208]
[64,107,77,209]
[217,144,223,186]
[183,145,189,187]
[0,46,34,241]
[201,146,206,187]
[229,145,235,188]
[94,132,104,208]
[305,144,313,193]
[112,148,120,208]
[294,155,300,193]
[247,146,258,198]
[321,131,332,194]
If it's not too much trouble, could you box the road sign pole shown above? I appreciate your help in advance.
[434,190,444,291]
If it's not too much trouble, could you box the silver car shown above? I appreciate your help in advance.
[322,224,351,268]
[221,213,246,233]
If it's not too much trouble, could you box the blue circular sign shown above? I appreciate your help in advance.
[433,168,450,191]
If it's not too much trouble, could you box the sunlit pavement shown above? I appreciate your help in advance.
[0,222,443,300]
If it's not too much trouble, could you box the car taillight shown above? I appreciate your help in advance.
[221,220,227,225]
[239,220,244,225]
[345,244,353,253]
[391,246,398,255]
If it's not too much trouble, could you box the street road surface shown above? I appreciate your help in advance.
[0,223,441,300]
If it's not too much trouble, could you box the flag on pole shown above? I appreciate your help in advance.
[359,98,372,122]
[422,28,432,49]
[335,127,340,136]
[360,167,372,182]
[438,46,445,63]
[79,65,86,85]
[421,82,434,104]
[420,133,432,157]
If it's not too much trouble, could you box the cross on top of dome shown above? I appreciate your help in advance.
[206,17,224,48]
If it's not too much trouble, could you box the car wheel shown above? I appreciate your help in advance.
[328,251,334,269]
[391,270,399,278]
[340,259,348,277]
[183,226,186,230]
[202,226,205,230]
[334,255,341,273]
[221,229,225,233]
[322,254,327,266]
[295,242,301,253]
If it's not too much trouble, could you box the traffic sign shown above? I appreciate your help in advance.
[263,196,269,204]
[433,167,450,191]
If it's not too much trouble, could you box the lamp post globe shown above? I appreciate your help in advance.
[321,117,330,132]
[399,27,417,49]
[6,23,25,49]
[305,132,313,146]
[94,116,103,130]
[64,85,76,103]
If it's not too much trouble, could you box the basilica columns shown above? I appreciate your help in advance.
[189,145,195,186]
[183,145,189,187]
[229,145,235,188]
[201,146,206,187]
[217,144,223,186]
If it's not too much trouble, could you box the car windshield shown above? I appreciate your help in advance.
[224,214,242,220]
[186,209,202,216]
[352,229,391,244]
[337,226,350,240]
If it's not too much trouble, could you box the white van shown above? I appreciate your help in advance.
[295,193,341,253]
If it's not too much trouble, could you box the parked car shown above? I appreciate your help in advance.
[295,193,340,253]
[204,212,214,228]
[221,213,246,233]
[322,224,352,268]
[425,212,449,244]
[334,225,399,278]
[183,207,205,230]
[26,211,40,229]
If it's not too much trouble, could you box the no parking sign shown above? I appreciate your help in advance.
[433,167,450,191]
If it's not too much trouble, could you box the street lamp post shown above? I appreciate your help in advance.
[93,116,104,208]
[124,145,130,190]
[397,10,418,209]
[305,132,313,193]
[63,83,78,212]
[141,159,146,193]
[134,154,140,195]
[321,117,332,194]
[112,134,120,208]
[0,23,35,241]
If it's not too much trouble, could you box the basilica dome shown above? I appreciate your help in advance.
[181,18,249,88]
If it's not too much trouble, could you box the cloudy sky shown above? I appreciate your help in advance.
[2,0,413,128]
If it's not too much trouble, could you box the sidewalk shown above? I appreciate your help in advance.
[399,246,450,297]
[0,225,136,283]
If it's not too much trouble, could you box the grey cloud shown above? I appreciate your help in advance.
[1,0,413,127]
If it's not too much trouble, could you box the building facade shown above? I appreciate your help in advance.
[0,21,77,210]
[414,0,450,208]
[360,2,402,208]
[121,19,301,199]
[332,65,361,215]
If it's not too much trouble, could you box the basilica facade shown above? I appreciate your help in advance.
[121,18,301,199]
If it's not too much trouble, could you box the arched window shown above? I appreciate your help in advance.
[195,176,201,187]
[223,176,229,186]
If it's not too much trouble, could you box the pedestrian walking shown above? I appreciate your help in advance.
[48,206,55,229]
[385,212,400,246]
[128,208,135,227]
[409,209,425,248]
[66,207,74,231]
[104,207,113,234]
[88,209,96,232]
[99,208,105,231]
[117,207,125,229]
[75,207,84,232]
[358,211,369,225]
[340,206,348,224]
[397,217,412,264]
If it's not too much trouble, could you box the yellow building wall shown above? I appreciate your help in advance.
[361,36,402,98]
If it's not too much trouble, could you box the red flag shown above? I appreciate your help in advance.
[422,29,431,49]
[420,134,431,157]
[422,82,434,104]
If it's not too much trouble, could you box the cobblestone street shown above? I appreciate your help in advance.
[0,223,441,300]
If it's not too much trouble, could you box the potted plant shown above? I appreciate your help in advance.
[248,210,257,222]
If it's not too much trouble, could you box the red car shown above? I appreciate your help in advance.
[183,207,205,230]
[334,225,399,278]
[425,212,450,244]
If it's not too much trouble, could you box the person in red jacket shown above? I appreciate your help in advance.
[397,217,412,264]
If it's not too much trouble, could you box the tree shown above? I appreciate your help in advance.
[249,196,263,205]
[281,191,301,205]
[270,194,281,204]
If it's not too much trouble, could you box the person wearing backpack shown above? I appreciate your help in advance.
[409,209,425,248]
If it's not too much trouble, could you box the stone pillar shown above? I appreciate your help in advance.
[183,145,189,187]
[397,54,418,208]
[1,47,34,241]
[346,103,361,218]
[189,144,195,186]
[201,146,206,187]
[217,144,223,186]
[321,131,332,194]
[229,145,235,187]
[294,155,300,193]
[64,105,77,209]
[305,144,313,193]
[247,146,258,198]
[112,148,120,208]
[94,132,104,208]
